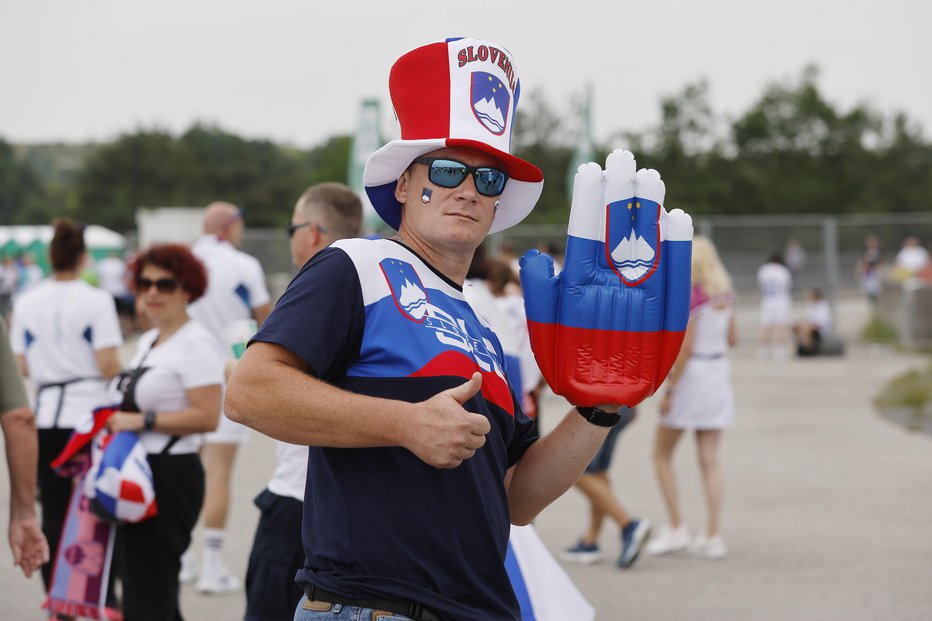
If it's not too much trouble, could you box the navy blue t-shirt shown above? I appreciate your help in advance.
[252,238,538,621]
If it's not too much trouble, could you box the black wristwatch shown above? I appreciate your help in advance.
[576,406,621,427]
[143,410,157,431]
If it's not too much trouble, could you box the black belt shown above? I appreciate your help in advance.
[304,585,446,621]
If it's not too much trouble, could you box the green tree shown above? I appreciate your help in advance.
[856,113,932,213]
[512,89,573,224]
[71,125,351,232]
[729,65,883,215]
[0,138,49,224]
[73,129,177,231]
[631,80,733,215]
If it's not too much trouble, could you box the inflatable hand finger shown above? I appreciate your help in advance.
[520,149,693,407]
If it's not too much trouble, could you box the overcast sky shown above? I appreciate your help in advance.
[2,0,929,149]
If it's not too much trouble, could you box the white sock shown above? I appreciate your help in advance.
[202,528,226,574]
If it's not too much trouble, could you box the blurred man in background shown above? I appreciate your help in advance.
[244,182,362,621]
[186,201,272,593]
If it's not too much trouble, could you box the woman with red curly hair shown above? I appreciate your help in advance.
[106,244,223,621]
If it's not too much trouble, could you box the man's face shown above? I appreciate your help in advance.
[289,203,321,268]
[395,147,503,254]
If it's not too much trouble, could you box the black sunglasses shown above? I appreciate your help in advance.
[286,221,328,239]
[136,277,180,294]
[413,157,508,197]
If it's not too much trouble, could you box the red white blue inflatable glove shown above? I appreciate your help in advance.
[520,150,693,407]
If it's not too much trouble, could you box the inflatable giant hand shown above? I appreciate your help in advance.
[520,150,693,407]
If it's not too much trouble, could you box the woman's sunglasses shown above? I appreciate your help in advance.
[136,277,180,294]
[413,157,508,197]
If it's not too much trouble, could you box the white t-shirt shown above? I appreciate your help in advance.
[188,235,271,359]
[463,280,541,397]
[10,279,122,428]
[757,262,793,299]
[494,293,540,395]
[805,300,832,334]
[895,246,930,274]
[116,321,224,454]
[266,442,308,501]
[0,264,17,295]
[95,256,129,297]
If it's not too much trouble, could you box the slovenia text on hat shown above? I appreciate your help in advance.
[364,37,544,234]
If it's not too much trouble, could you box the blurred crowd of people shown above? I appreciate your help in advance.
[4,29,929,621]
[5,198,932,619]
[2,201,744,621]
[0,184,366,620]
[749,233,932,360]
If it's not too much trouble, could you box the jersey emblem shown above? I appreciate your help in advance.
[381,258,429,322]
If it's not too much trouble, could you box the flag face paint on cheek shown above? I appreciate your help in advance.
[421,187,432,203]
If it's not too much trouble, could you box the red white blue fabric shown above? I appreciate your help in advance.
[520,150,693,407]
[44,483,118,621]
[51,405,119,477]
[90,431,158,524]
[364,37,544,234]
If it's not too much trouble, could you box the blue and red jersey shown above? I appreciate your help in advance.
[252,238,537,621]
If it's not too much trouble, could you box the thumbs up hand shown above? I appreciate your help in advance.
[406,372,492,468]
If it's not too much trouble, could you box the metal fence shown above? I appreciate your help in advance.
[490,212,932,298]
[240,212,932,303]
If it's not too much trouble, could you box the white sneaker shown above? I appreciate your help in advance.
[645,524,691,556]
[196,566,241,594]
[179,550,198,584]
[690,534,728,560]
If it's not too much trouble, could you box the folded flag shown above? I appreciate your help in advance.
[505,525,594,621]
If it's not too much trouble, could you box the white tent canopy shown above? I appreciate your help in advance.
[0,225,127,249]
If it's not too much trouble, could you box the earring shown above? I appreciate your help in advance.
[421,187,432,203]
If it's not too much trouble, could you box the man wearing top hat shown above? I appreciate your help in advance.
[227,37,682,621]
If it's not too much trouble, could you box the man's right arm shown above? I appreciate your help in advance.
[2,406,49,578]
[224,341,490,468]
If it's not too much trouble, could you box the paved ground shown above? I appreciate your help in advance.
[3,295,931,620]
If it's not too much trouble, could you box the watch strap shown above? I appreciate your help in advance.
[576,406,621,427]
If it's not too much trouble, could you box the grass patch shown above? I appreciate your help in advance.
[875,364,932,434]
[861,314,898,344]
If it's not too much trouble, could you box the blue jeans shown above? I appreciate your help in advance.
[294,595,413,621]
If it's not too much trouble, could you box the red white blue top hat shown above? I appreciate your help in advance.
[364,37,544,234]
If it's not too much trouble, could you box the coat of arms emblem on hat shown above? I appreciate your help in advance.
[470,71,510,135]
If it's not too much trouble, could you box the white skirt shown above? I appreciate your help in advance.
[760,296,792,326]
[661,357,735,430]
